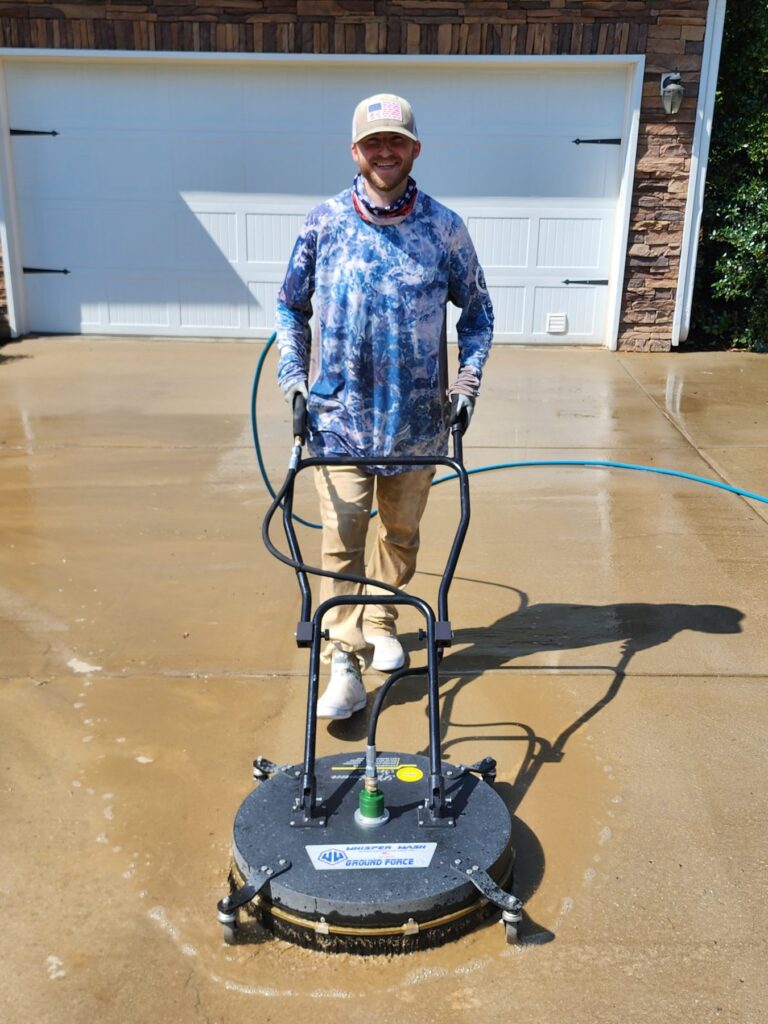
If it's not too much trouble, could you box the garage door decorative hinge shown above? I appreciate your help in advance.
[572,138,621,145]
[562,279,608,286]
[10,128,59,137]
[23,267,70,275]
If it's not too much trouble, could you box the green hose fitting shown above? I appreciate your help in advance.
[354,767,390,827]
[358,784,386,819]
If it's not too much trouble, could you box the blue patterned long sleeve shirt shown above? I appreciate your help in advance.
[276,187,493,473]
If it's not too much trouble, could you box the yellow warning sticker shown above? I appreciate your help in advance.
[396,765,424,783]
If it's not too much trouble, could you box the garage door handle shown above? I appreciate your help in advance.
[23,267,70,275]
[11,128,59,137]
[563,279,608,286]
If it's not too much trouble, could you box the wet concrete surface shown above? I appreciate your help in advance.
[1,337,767,1023]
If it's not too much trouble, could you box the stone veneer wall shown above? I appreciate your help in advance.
[0,0,711,350]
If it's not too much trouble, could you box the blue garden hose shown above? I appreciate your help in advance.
[252,333,768,529]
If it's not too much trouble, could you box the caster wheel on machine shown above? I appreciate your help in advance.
[218,903,239,945]
[502,912,522,945]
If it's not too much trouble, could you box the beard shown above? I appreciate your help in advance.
[357,151,415,194]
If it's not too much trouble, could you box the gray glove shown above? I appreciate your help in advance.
[451,393,475,430]
[284,380,308,404]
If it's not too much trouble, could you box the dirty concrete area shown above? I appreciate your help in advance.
[1,336,767,1023]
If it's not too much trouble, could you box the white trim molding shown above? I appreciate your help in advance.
[0,61,27,336]
[607,56,645,351]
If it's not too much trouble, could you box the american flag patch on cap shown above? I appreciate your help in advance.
[367,99,403,122]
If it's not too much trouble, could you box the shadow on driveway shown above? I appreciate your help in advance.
[328,582,744,944]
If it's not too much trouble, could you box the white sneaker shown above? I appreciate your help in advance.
[363,633,406,672]
[316,651,367,720]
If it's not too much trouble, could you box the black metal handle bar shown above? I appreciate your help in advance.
[260,424,471,823]
[263,458,404,629]
[292,391,307,443]
[285,451,470,625]
[299,592,445,823]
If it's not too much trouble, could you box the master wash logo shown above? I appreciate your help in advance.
[318,848,347,866]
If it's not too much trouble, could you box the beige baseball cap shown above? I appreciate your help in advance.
[352,93,418,144]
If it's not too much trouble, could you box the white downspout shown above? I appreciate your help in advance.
[672,0,727,345]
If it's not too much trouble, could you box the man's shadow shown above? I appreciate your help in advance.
[330,579,744,943]
[438,589,745,800]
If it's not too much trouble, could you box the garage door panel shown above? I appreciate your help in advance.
[419,139,535,197]
[13,137,107,200]
[540,73,627,130]
[173,138,247,193]
[18,200,104,266]
[465,216,530,269]
[537,217,605,269]
[102,207,176,270]
[469,68,626,133]
[533,286,598,336]
[26,201,183,272]
[530,141,620,199]
[101,138,174,198]
[511,140,619,200]
[446,281,526,339]
[26,272,102,332]
[425,138,619,200]
[165,72,244,129]
[320,143,360,198]
[241,69,330,132]
[107,277,172,328]
[248,280,282,330]
[485,285,526,336]
[246,212,308,263]
[16,135,174,201]
[179,276,245,329]
[8,64,174,129]
[6,63,88,125]
[90,70,172,129]
[243,136,355,197]
[175,209,239,268]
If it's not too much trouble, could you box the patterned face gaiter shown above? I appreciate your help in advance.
[352,173,418,225]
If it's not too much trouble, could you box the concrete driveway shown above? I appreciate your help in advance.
[1,336,767,1023]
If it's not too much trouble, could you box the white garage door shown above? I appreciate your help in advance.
[6,59,631,344]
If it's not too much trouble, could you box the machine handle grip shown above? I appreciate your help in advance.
[449,395,470,435]
[292,391,308,444]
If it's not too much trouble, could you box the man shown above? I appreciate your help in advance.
[275,93,493,720]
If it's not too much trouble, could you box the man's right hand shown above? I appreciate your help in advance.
[449,393,474,433]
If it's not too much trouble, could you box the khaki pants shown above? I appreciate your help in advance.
[313,465,435,658]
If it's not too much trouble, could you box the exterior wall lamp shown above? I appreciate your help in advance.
[661,71,685,115]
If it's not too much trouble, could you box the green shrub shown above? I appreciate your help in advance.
[689,0,768,352]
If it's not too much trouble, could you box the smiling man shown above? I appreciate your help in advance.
[275,93,493,720]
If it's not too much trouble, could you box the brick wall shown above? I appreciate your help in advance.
[0,0,711,350]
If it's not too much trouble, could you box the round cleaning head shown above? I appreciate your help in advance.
[228,752,515,954]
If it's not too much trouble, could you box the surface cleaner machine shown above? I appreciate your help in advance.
[217,395,522,953]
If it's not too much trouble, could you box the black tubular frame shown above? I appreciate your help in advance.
[263,427,470,824]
